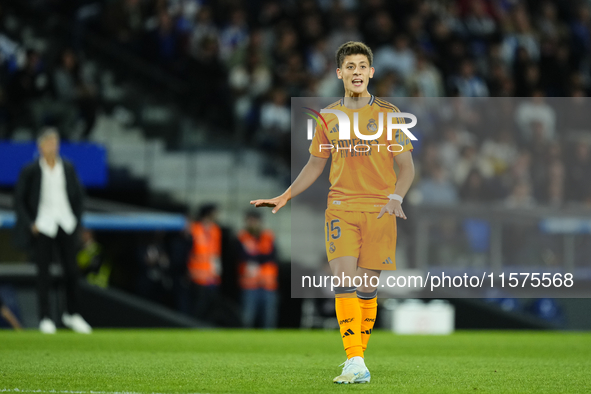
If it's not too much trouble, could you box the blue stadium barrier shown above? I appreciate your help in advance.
[539,218,591,234]
[0,142,108,188]
[0,210,186,231]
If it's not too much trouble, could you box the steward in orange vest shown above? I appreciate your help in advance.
[187,204,222,321]
[238,211,278,328]
[188,206,222,287]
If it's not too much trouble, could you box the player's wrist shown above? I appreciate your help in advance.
[281,189,292,202]
[388,194,403,204]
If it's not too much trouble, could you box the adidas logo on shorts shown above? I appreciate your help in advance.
[382,257,394,264]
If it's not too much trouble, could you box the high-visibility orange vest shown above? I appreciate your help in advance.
[188,221,222,286]
[238,229,278,291]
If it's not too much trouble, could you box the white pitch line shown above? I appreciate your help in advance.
[0,389,208,394]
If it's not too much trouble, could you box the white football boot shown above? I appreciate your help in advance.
[62,313,92,334]
[333,356,371,384]
[39,318,56,334]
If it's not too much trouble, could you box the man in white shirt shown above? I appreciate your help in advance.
[14,128,91,334]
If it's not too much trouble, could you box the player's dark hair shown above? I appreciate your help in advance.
[335,41,373,68]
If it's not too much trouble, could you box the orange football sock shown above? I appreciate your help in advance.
[357,290,378,352]
[335,287,363,359]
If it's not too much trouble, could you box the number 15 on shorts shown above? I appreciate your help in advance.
[326,219,341,241]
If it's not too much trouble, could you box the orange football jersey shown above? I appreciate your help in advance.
[309,96,413,212]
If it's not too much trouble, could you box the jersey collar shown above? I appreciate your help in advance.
[340,95,375,107]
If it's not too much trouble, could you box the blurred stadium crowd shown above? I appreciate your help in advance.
[1,0,590,209]
[0,0,589,329]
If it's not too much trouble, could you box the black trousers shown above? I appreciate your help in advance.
[34,227,80,320]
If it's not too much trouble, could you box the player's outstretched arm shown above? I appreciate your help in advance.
[378,151,415,219]
[250,154,328,214]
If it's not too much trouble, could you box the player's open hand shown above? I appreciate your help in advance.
[377,200,407,220]
[250,196,288,214]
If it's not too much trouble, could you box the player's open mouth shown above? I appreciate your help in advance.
[352,79,363,87]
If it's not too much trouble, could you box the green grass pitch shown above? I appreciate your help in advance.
[1,330,590,393]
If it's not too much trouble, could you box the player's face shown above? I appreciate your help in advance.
[337,54,374,96]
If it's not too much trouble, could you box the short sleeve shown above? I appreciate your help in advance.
[309,123,331,158]
[388,110,414,156]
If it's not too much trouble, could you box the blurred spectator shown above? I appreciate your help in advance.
[190,35,230,127]
[439,124,475,173]
[136,231,172,304]
[238,211,278,329]
[514,62,541,97]
[144,11,187,74]
[464,0,498,57]
[453,144,494,186]
[167,221,194,314]
[328,13,362,53]
[188,204,222,321]
[103,0,147,49]
[564,93,591,132]
[167,0,202,32]
[459,169,490,202]
[7,49,55,134]
[570,4,591,69]
[448,58,489,97]
[272,26,299,69]
[364,11,395,49]
[515,92,555,142]
[219,9,249,62]
[537,1,568,41]
[373,35,416,79]
[407,53,444,97]
[307,38,330,77]
[77,228,111,288]
[228,28,271,69]
[53,48,98,139]
[229,51,272,123]
[277,52,307,95]
[417,166,459,205]
[481,129,518,176]
[529,121,552,164]
[432,25,464,78]
[566,142,591,203]
[546,159,565,207]
[502,150,532,198]
[505,180,535,208]
[486,59,511,96]
[374,71,407,97]
[501,5,540,66]
[299,13,325,48]
[441,1,466,38]
[538,38,570,96]
[258,88,291,165]
[259,88,290,133]
[188,6,218,59]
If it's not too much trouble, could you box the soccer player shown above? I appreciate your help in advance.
[250,41,415,384]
